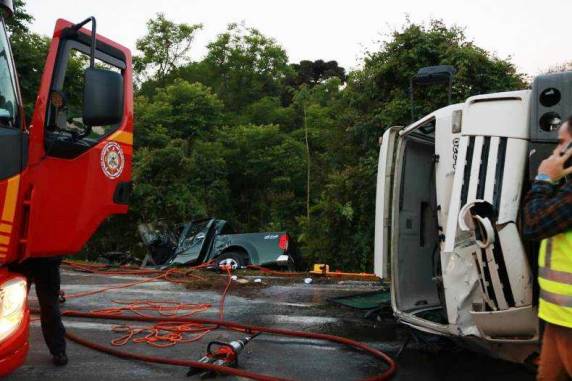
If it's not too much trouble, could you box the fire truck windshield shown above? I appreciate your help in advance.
[0,19,19,127]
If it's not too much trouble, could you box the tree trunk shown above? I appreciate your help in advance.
[304,106,311,222]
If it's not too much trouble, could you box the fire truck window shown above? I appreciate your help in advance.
[0,26,18,128]
[59,49,121,139]
[45,45,124,158]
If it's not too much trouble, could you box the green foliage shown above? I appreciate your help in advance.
[216,124,306,231]
[302,156,378,271]
[134,13,202,81]
[288,60,346,87]
[6,0,49,119]
[133,140,203,222]
[135,80,224,147]
[5,0,33,35]
[302,20,525,270]
[128,18,527,271]
[201,23,291,111]
[7,4,529,270]
[10,31,49,119]
[348,20,526,151]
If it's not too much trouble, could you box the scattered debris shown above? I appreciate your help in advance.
[310,263,379,281]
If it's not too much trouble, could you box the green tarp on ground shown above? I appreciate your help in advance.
[328,289,391,310]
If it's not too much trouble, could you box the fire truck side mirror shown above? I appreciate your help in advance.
[83,67,123,127]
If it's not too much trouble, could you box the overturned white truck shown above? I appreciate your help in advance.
[374,71,571,362]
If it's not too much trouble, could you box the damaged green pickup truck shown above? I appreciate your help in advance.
[138,218,299,270]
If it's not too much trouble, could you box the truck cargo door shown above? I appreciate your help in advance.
[374,126,401,279]
[22,19,133,258]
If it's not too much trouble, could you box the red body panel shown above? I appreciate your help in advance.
[20,19,133,259]
[0,269,29,377]
[0,18,133,377]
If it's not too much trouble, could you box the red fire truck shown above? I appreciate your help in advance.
[0,0,133,375]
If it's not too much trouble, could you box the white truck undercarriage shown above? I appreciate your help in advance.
[374,72,571,363]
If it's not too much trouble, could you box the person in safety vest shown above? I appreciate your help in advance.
[524,115,572,381]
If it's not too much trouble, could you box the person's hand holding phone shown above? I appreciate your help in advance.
[562,142,572,169]
[537,144,572,182]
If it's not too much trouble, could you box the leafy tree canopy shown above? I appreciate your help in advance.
[6,5,530,270]
[134,13,202,82]
[201,23,291,111]
[136,79,224,147]
[5,0,33,35]
[287,60,346,87]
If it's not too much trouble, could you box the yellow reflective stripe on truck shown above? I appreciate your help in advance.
[109,131,133,146]
[1,175,20,223]
[0,223,11,234]
[0,175,21,257]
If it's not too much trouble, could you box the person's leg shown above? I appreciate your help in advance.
[538,323,569,381]
[33,260,66,357]
[554,324,572,377]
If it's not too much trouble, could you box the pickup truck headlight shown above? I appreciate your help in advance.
[0,278,27,342]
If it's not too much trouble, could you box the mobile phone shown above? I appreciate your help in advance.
[560,142,572,168]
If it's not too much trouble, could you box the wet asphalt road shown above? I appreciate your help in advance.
[6,269,534,381]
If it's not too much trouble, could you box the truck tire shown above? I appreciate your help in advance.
[216,252,246,270]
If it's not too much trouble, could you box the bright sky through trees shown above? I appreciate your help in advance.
[26,0,571,75]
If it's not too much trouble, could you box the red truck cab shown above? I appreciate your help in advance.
[0,0,133,375]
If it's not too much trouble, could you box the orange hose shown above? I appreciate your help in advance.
[58,310,397,381]
[64,328,291,381]
[219,266,232,320]
[55,261,397,380]
[60,261,213,300]
[246,264,305,276]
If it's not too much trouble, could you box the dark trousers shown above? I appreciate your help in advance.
[10,258,66,356]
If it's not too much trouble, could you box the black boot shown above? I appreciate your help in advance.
[52,352,68,366]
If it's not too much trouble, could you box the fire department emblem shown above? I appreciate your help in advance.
[100,142,125,179]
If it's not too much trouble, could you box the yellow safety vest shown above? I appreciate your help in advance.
[538,233,572,328]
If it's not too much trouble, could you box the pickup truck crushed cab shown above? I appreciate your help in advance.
[138,218,299,270]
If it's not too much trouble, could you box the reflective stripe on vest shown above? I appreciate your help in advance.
[545,238,553,268]
[539,234,572,327]
[540,290,572,307]
[539,267,572,285]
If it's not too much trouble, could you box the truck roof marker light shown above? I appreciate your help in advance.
[278,234,289,251]
[0,277,27,342]
[452,110,462,134]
